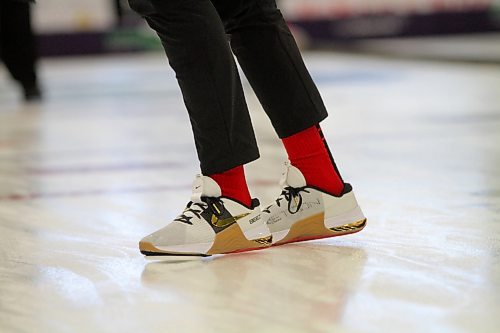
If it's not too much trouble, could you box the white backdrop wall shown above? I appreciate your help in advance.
[33,0,115,33]
[31,0,496,33]
[280,0,494,19]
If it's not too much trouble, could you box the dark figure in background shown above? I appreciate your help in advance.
[0,0,41,101]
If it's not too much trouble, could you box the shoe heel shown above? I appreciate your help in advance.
[328,218,366,235]
[324,205,366,229]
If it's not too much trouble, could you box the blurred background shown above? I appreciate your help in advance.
[1,2,500,333]
[0,0,500,100]
[31,0,500,58]
[1,0,500,102]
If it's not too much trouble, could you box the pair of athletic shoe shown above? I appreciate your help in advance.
[139,162,366,259]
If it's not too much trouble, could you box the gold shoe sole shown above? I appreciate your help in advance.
[140,223,272,257]
[274,213,367,246]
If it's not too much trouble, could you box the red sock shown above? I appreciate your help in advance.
[282,125,344,195]
[209,165,252,207]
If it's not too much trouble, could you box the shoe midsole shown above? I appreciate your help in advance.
[150,223,272,255]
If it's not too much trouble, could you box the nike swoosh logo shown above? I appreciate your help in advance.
[210,213,250,228]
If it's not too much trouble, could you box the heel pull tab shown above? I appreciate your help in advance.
[190,175,222,203]
[279,162,307,188]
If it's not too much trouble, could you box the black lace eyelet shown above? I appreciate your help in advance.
[262,187,309,215]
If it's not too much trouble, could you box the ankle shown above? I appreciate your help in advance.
[209,165,252,207]
[282,125,344,196]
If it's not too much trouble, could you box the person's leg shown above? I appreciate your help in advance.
[128,0,272,258]
[213,0,343,195]
[0,1,41,100]
[128,0,259,177]
[212,0,366,245]
[281,124,344,194]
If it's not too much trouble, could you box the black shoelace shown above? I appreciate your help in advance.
[262,186,310,215]
[174,197,224,225]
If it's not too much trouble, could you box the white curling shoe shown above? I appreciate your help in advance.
[262,162,366,246]
[139,175,272,259]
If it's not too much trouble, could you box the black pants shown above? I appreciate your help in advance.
[0,0,38,90]
[129,0,328,174]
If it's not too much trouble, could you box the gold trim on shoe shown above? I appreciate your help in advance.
[253,235,273,245]
[210,213,250,228]
[329,219,367,233]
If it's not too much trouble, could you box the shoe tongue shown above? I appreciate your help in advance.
[279,162,307,188]
[191,175,222,203]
